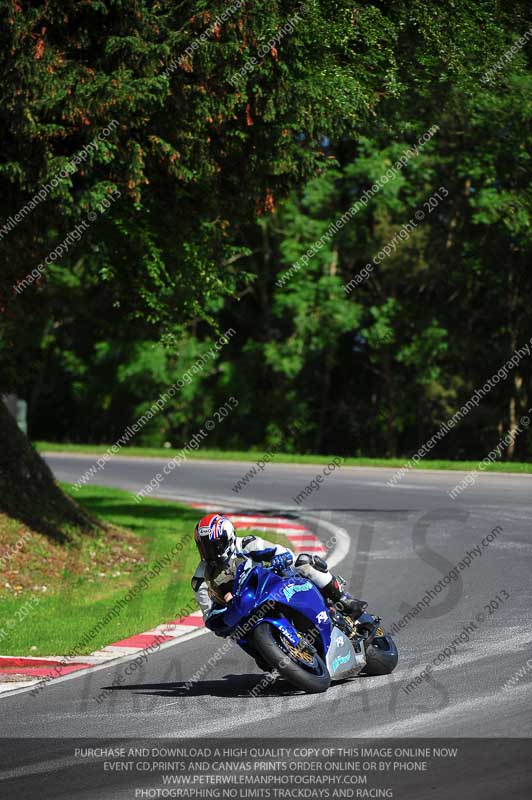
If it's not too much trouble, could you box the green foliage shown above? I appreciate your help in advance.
[1,1,532,460]
[0,0,390,327]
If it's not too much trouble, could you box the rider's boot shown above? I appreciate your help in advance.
[294,554,367,621]
[322,577,367,620]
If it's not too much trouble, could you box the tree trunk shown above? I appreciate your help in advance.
[0,400,95,541]
[507,373,523,460]
[507,264,524,461]
[314,349,334,453]
[382,352,398,458]
[313,247,339,452]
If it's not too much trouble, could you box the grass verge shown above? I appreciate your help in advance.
[0,484,288,657]
[35,441,532,474]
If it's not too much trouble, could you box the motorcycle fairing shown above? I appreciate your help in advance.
[326,624,366,678]
[222,562,333,652]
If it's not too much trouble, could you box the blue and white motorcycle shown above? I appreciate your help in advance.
[205,559,398,694]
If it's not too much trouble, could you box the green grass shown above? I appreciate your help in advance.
[0,485,288,657]
[35,440,532,474]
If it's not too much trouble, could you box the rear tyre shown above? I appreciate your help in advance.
[251,623,330,694]
[364,634,399,675]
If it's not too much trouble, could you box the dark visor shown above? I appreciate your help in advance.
[200,535,228,562]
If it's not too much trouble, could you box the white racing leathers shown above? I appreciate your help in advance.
[191,534,334,619]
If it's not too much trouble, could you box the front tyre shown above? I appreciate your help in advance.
[251,623,330,694]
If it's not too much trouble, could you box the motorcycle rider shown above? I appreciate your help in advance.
[190,513,366,632]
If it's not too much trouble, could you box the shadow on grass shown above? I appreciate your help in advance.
[1,492,97,545]
[75,495,199,530]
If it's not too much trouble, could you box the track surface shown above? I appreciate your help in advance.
[2,453,530,738]
[2,455,531,798]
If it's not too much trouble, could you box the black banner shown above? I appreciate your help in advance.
[0,738,530,799]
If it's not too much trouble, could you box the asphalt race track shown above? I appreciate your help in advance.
[1,454,531,797]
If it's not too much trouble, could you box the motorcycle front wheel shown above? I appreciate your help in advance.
[251,623,330,694]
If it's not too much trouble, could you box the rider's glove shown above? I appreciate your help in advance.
[271,552,293,572]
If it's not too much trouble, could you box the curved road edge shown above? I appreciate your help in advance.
[0,497,351,700]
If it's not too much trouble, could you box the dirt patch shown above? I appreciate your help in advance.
[0,514,145,597]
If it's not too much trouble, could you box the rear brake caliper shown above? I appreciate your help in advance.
[329,606,359,640]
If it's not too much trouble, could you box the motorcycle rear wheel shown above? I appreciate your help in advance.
[364,635,399,675]
[251,623,330,694]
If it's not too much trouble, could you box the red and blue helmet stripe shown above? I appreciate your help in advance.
[197,513,227,539]
[209,514,225,539]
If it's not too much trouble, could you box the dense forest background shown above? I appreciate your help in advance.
[1,0,531,461]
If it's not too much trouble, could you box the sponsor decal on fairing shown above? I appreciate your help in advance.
[283,581,313,601]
